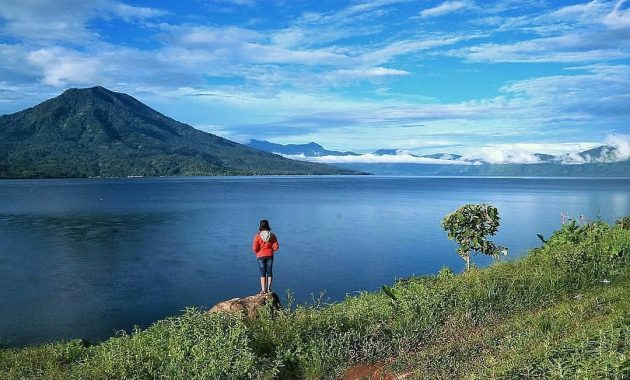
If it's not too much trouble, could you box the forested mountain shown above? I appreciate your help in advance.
[0,87,356,178]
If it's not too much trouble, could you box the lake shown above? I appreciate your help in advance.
[0,176,628,346]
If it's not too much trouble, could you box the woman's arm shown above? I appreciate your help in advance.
[252,234,261,253]
[272,235,279,252]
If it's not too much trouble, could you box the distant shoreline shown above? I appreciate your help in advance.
[2,174,630,181]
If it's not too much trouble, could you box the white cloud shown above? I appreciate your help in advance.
[164,25,263,46]
[359,34,483,65]
[159,24,350,67]
[0,0,166,41]
[280,152,475,165]
[499,65,630,121]
[454,33,630,63]
[210,0,257,7]
[327,67,410,79]
[261,136,629,166]
[27,47,103,86]
[604,133,630,160]
[448,1,630,63]
[113,3,169,20]
[420,1,474,18]
[467,149,544,164]
[603,0,630,28]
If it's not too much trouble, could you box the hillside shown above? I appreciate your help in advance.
[0,87,357,178]
[334,161,630,177]
[1,217,628,379]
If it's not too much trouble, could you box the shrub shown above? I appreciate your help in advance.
[78,309,261,379]
[441,204,507,271]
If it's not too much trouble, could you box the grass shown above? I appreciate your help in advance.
[1,217,629,379]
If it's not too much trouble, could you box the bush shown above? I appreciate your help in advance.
[442,204,507,271]
[78,309,261,380]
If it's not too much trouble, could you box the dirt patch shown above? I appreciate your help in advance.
[342,363,412,380]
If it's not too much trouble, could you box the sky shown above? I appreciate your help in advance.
[0,0,629,163]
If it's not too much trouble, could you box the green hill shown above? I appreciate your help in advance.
[0,86,357,178]
[1,218,628,379]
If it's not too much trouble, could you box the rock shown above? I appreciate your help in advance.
[208,292,281,319]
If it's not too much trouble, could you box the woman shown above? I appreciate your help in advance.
[252,219,279,294]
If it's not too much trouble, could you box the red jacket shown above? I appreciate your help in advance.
[252,231,279,258]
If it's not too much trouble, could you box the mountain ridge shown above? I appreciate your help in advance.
[248,139,628,165]
[248,139,359,157]
[246,139,630,177]
[0,87,358,178]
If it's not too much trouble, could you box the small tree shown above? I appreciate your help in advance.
[441,204,507,271]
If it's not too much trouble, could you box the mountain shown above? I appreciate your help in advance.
[372,149,408,156]
[0,87,358,178]
[420,153,464,160]
[576,145,618,163]
[247,139,359,157]
[245,140,629,177]
[533,153,556,162]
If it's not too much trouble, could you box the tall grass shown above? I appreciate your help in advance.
[1,218,628,379]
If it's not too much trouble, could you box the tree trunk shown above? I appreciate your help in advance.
[465,254,470,272]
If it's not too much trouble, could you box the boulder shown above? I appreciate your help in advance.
[208,292,281,319]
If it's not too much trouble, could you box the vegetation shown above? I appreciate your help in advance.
[442,204,507,271]
[333,160,630,177]
[1,217,629,379]
[0,86,357,178]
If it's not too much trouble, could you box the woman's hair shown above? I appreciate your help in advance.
[259,219,271,231]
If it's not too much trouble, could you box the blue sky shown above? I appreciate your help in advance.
[0,0,629,162]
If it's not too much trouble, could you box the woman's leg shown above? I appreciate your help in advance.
[266,258,274,292]
[257,259,267,293]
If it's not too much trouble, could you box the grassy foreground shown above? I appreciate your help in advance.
[1,218,629,379]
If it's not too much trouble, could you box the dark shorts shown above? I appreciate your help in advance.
[257,257,274,277]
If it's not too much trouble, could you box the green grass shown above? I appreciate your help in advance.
[1,218,629,379]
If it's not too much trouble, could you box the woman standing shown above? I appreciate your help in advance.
[252,219,279,294]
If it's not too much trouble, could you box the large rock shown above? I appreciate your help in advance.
[208,292,281,319]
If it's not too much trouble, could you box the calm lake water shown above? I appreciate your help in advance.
[0,176,628,346]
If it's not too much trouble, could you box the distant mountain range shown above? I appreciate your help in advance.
[247,140,630,177]
[246,142,467,161]
[0,87,358,178]
[248,139,359,157]
[371,149,466,161]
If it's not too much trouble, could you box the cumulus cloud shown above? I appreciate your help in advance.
[604,133,630,160]
[27,47,103,86]
[453,136,630,165]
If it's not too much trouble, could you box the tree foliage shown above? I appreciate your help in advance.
[441,203,507,271]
